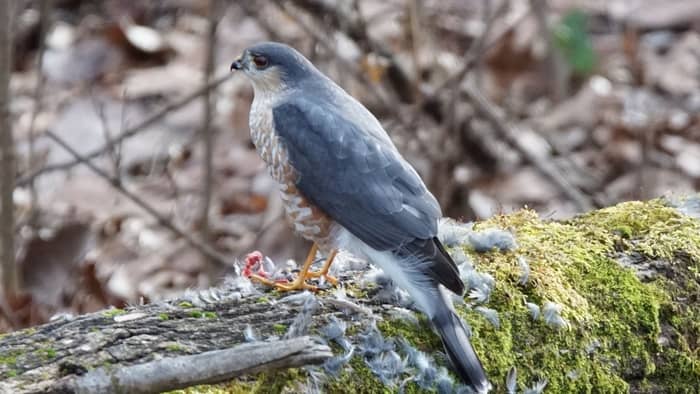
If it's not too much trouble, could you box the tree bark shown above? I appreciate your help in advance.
[0,0,17,299]
[0,281,376,393]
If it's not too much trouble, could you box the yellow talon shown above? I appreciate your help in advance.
[248,244,338,291]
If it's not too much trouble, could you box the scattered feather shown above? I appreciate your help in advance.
[323,346,355,377]
[373,273,415,309]
[463,271,495,303]
[449,247,471,266]
[523,378,548,394]
[399,339,438,388]
[280,290,315,306]
[438,218,473,247]
[284,295,318,338]
[525,302,540,320]
[506,366,518,394]
[468,287,491,304]
[469,229,518,252]
[435,367,455,394]
[325,288,373,315]
[475,306,500,328]
[517,256,530,285]
[458,260,475,279]
[321,316,352,351]
[331,251,370,273]
[49,312,74,322]
[388,307,420,325]
[464,271,495,292]
[221,275,260,299]
[244,324,258,342]
[367,349,406,385]
[543,301,570,329]
[358,323,395,357]
[670,195,700,219]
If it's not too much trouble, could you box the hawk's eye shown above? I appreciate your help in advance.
[252,55,268,68]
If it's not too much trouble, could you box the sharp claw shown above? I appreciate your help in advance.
[245,248,338,292]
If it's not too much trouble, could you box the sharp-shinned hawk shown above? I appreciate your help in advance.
[231,42,491,393]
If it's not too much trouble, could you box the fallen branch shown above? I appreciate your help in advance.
[51,337,331,394]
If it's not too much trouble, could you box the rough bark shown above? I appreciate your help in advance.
[0,284,362,393]
[0,0,17,299]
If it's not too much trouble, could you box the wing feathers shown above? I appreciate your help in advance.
[273,98,462,292]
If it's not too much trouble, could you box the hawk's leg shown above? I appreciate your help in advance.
[308,249,338,285]
[249,243,337,291]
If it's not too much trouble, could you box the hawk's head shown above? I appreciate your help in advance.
[231,42,317,93]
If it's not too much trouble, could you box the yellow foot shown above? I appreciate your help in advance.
[308,249,338,285]
[249,274,318,291]
[248,246,339,291]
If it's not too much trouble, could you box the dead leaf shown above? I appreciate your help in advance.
[19,222,94,308]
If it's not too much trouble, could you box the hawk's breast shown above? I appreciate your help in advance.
[249,98,335,249]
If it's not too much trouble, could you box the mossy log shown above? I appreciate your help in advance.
[1,197,698,393]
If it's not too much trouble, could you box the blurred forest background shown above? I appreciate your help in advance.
[1,0,699,333]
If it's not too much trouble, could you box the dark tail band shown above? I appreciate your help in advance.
[432,303,491,393]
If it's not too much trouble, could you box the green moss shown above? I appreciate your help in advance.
[102,308,125,317]
[377,314,440,351]
[256,296,269,304]
[325,357,392,393]
[159,313,170,321]
[272,323,286,335]
[189,310,203,319]
[166,343,185,352]
[202,311,218,319]
[178,301,194,308]
[469,200,697,391]
[168,198,700,392]
[39,348,56,360]
[0,350,20,366]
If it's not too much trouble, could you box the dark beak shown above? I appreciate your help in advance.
[230,59,243,71]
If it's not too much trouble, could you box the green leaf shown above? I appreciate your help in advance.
[553,10,597,75]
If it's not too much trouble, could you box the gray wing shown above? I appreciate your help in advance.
[273,98,463,293]
[273,98,438,250]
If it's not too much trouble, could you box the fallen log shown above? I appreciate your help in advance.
[1,197,699,393]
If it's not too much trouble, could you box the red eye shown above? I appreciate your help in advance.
[252,55,268,68]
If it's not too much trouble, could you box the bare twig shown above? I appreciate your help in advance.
[44,130,233,269]
[288,0,415,103]
[199,0,221,247]
[16,73,233,187]
[0,0,17,298]
[55,336,332,394]
[425,0,526,103]
[463,86,594,211]
[407,0,423,103]
[90,92,123,177]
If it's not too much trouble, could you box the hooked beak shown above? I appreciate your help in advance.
[230,59,243,71]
